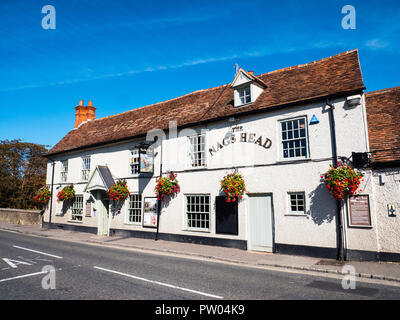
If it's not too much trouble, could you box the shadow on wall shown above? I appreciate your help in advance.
[309,183,336,225]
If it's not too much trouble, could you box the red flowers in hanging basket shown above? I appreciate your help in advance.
[155,172,180,202]
[109,179,130,201]
[34,186,51,205]
[57,185,75,202]
[321,162,363,201]
[220,172,246,203]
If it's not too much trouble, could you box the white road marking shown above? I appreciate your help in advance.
[0,270,49,283]
[13,245,62,259]
[2,258,32,268]
[93,266,224,299]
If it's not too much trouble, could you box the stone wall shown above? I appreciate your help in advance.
[0,208,43,225]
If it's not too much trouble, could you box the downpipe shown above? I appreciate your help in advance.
[326,99,345,261]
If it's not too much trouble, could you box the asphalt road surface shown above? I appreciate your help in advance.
[1,230,400,300]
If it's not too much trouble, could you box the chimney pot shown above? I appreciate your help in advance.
[248,71,254,76]
[74,100,96,128]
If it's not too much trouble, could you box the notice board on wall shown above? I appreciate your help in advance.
[143,197,158,228]
[348,195,371,228]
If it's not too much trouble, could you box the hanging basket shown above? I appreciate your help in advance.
[34,186,51,205]
[321,162,363,200]
[220,172,246,203]
[57,185,75,202]
[155,172,180,202]
[109,179,130,201]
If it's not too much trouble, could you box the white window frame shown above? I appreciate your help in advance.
[71,195,84,222]
[184,194,211,232]
[287,192,306,216]
[234,84,252,107]
[279,116,309,160]
[129,148,140,176]
[188,133,206,168]
[81,156,91,181]
[126,194,142,225]
[238,85,251,105]
[60,160,68,182]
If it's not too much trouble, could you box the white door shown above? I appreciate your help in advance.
[247,194,273,252]
[95,191,109,236]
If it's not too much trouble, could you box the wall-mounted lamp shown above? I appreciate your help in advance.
[346,95,361,107]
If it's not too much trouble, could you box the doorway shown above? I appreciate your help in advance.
[247,194,274,252]
[94,190,110,236]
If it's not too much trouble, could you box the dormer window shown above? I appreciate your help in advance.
[231,68,266,108]
[238,85,251,105]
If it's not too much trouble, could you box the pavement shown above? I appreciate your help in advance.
[1,222,400,285]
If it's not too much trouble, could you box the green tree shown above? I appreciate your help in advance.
[0,140,48,209]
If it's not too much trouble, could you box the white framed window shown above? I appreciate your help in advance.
[238,85,251,105]
[60,160,68,182]
[71,195,84,221]
[127,194,142,224]
[81,156,91,181]
[280,117,308,159]
[288,192,306,215]
[188,134,206,168]
[129,149,140,175]
[185,194,210,231]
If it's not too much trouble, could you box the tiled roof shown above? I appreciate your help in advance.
[365,86,400,164]
[47,49,365,156]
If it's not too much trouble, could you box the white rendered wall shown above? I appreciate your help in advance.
[44,94,384,252]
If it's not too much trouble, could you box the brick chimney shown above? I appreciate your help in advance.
[74,100,96,128]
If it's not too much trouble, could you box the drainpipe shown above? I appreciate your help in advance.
[326,98,345,261]
[155,137,162,241]
[48,159,55,227]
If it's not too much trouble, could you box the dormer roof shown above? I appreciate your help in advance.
[230,68,267,88]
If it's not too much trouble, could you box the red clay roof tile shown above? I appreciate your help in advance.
[366,86,400,163]
[47,49,365,156]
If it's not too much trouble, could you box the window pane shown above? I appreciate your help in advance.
[281,118,308,159]
[186,195,210,230]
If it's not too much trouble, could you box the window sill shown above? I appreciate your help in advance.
[183,228,211,233]
[186,166,207,171]
[277,158,311,164]
[284,213,308,217]
[234,102,253,108]
[124,222,142,226]
[68,220,83,224]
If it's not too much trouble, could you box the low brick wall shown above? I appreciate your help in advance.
[0,208,43,225]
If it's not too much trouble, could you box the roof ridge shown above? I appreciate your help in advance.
[90,84,227,124]
[261,49,359,76]
[366,86,400,96]
[87,49,359,125]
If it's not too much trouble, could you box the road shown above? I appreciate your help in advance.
[1,230,400,301]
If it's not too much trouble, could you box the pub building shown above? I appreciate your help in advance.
[43,49,400,261]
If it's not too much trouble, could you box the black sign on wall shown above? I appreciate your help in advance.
[215,196,238,235]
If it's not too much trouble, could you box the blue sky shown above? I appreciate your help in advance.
[0,0,399,149]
